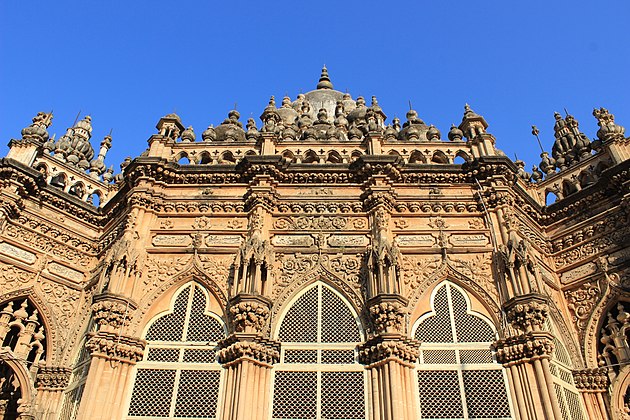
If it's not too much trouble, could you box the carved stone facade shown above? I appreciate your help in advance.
[0,68,628,419]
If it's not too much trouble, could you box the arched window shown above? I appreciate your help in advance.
[413,282,513,419]
[127,283,226,419]
[272,282,365,420]
[546,319,587,420]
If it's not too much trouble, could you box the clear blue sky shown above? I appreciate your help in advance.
[1,1,628,172]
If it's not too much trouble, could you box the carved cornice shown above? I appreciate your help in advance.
[493,332,554,364]
[217,333,280,366]
[572,367,609,391]
[35,366,72,391]
[358,334,420,366]
[350,155,402,183]
[85,331,145,363]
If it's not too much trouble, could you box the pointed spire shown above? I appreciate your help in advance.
[316,65,334,90]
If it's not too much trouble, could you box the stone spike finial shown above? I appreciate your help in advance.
[316,65,333,90]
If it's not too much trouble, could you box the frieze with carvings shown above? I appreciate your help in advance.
[553,228,626,269]
[551,212,627,253]
[327,235,369,247]
[271,235,314,247]
[4,223,91,267]
[565,282,601,336]
[0,242,36,264]
[393,202,479,213]
[273,215,365,231]
[276,202,364,214]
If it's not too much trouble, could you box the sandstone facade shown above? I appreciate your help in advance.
[0,68,629,419]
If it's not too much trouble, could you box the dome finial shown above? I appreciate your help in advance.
[316,65,333,90]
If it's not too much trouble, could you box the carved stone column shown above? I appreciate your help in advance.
[356,159,419,419]
[34,366,71,420]
[218,333,279,420]
[219,174,280,420]
[494,296,563,420]
[359,308,419,420]
[573,368,610,419]
[75,294,145,420]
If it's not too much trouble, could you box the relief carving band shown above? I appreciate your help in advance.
[0,241,36,263]
[448,234,489,247]
[271,234,314,247]
[0,67,627,420]
[47,261,84,282]
[151,234,192,247]
[205,234,243,246]
[395,235,435,247]
[327,235,369,247]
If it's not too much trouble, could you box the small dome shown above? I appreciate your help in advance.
[427,125,441,141]
[316,66,334,90]
[448,124,464,141]
[181,126,196,142]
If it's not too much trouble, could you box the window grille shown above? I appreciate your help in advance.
[127,283,226,419]
[413,282,512,420]
[59,323,95,420]
[544,319,587,420]
[273,282,366,420]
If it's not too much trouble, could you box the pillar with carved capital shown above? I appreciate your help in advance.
[359,313,420,420]
[34,366,71,420]
[219,174,280,420]
[359,165,420,419]
[494,295,563,420]
[75,294,145,420]
[573,368,610,419]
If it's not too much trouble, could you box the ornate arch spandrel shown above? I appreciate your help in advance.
[547,299,587,369]
[406,261,502,334]
[267,265,365,337]
[132,264,229,337]
[583,284,623,369]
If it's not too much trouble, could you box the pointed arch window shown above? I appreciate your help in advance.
[272,282,366,420]
[126,283,226,419]
[545,318,587,420]
[413,282,513,420]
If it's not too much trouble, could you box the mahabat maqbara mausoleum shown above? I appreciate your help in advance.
[0,68,629,420]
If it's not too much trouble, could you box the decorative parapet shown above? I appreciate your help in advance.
[217,333,280,366]
[493,332,554,364]
[85,331,145,363]
[572,368,609,392]
[35,366,72,391]
[358,333,419,366]
[503,294,549,334]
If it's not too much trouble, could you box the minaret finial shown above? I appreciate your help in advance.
[317,65,333,90]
